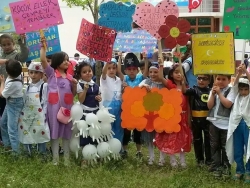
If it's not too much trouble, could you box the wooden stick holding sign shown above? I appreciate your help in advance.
[39,29,47,50]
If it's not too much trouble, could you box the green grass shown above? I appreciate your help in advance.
[0,143,248,188]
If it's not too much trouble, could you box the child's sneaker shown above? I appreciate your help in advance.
[135,151,143,158]
[245,174,250,184]
[120,150,128,159]
[158,160,165,167]
[180,162,187,168]
[222,167,231,178]
[148,157,154,165]
[213,170,222,178]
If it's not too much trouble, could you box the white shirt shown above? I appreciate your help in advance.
[100,75,122,103]
[207,86,236,130]
[24,80,48,115]
[163,61,173,68]
[2,75,23,98]
[76,79,95,93]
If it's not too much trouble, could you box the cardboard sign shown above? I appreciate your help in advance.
[133,1,179,39]
[9,0,63,34]
[192,32,235,75]
[121,87,182,133]
[223,0,250,39]
[113,29,157,53]
[76,19,116,62]
[0,0,17,32]
[26,26,61,61]
[98,1,135,32]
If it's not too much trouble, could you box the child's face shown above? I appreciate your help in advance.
[58,56,69,71]
[28,70,43,83]
[0,38,14,54]
[215,75,231,89]
[239,87,249,97]
[172,67,182,81]
[125,67,138,79]
[107,63,117,78]
[80,66,93,82]
[149,68,159,81]
[197,75,210,88]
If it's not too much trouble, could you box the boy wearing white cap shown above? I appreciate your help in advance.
[226,64,250,183]
[18,62,50,159]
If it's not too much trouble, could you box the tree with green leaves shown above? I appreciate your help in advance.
[62,0,143,85]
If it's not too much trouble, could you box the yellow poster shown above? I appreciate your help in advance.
[192,32,235,75]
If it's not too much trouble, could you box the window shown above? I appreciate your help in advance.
[180,17,219,34]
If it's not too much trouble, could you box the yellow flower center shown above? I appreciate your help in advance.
[170,27,180,38]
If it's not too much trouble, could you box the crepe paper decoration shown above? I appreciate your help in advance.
[113,29,157,53]
[0,0,17,32]
[98,1,136,32]
[133,1,179,40]
[188,0,202,12]
[158,15,191,49]
[26,26,61,61]
[76,18,116,62]
[121,87,182,133]
[9,0,63,34]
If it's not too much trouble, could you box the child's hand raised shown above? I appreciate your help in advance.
[142,52,147,59]
[158,57,163,65]
[118,52,122,56]
[141,84,151,92]
[71,78,78,85]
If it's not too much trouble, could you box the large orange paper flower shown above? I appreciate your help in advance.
[158,15,190,49]
[121,87,182,133]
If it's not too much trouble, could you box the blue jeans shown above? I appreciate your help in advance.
[0,97,23,154]
[233,119,250,175]
[24,143,47,155]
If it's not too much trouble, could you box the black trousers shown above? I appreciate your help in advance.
[192,117,211,164]
[123,129,141,145]
[209,123,231,170]
[0,97,6,141]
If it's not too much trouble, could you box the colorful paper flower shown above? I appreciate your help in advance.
[158,15,191,49]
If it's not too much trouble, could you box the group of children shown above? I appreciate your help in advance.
[0,34,250,183]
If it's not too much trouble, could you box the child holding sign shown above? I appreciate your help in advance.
[40,37,77,166]
[139,59,167,165]
[100,59,123,143]
[154,64,192,168]
[118,52,148,158]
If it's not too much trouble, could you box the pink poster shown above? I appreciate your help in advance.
[9,0,63,34]
[76,19,116,62]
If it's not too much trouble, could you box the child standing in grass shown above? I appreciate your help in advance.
[182,75,212,166]
[0,34,29,143]
[100,58,123,143]
[18,62,50,158]
[154,64,192,168]
[226,64,250,183]
[40,37,77,166]
[0,59,24,156]
[139,60,167,165]
[75,62,102,146]
[207,74,235,178]
[118,52,148,158]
